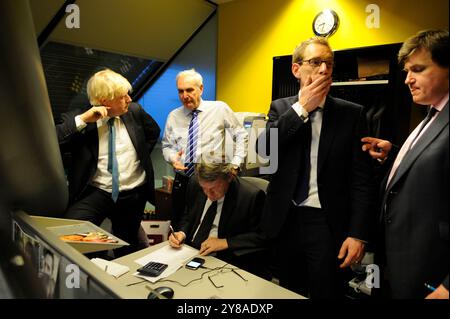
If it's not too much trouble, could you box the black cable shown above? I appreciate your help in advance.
[157,264,239,288]
[126,263,242,288]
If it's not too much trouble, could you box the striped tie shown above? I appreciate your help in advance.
[185,110,199,177]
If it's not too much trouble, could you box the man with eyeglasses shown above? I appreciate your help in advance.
[261,37,375,298]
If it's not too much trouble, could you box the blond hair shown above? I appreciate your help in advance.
[87,69,132,105]
[292,36,333,64]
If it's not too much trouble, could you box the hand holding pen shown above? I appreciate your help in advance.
[168,225,186,248]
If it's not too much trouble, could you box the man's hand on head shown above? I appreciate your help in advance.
[80,106,110,123]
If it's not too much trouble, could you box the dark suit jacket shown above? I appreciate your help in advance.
[380,103,449,298]
[56,102,160,205]
[261,95,375,247]
[179,176,266,260]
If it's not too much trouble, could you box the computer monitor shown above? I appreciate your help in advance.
[0,0,70,297]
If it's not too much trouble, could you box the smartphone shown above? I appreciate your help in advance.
[185,257,205,270]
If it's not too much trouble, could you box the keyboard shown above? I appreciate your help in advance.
[137,261,168,277]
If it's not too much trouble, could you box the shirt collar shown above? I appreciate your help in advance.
[432,93,449,112]
[206,195,225,206]
[183,99,204,116]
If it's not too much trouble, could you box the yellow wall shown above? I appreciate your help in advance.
[216,0,449,113]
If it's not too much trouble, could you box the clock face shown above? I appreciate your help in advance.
[313,9,339,37]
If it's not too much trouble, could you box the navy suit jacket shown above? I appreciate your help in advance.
[381,103,449,298]
[261,95,375,247]
[179,176,266,259]
[56,102,160,205]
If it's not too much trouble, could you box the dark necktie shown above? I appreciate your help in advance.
[107,118,119,202]
[293,109,319,205]
[185,110,199,177]
[407,107,438,151]
[192,201,218,249]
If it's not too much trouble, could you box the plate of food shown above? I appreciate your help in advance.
[59,231,119,243]
[47,222,128,253]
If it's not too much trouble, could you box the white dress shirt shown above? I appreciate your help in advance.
[75,116,146,193]
[291,92,326,208]
[162,100,248,167]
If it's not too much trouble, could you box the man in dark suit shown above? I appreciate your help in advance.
[57,69,160,257]
[261,37,375,298]
[168,162,267,278]
[362,29,449,299]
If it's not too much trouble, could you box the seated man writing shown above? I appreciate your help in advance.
[168,161,268,278]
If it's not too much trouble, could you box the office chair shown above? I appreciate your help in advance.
[241,176,269,193]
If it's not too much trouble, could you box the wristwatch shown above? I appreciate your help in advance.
[299,105,309,123]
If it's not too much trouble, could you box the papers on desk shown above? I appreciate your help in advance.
[134,245,198,283]
[91,258,129,278]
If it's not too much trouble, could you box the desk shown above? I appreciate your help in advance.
[113,242,305,299]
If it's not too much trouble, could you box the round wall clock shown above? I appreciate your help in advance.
[312,9,339,37]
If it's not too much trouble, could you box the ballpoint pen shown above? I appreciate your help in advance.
[169,225,175,236]
[169,225,184,244]
[424,283,436,291]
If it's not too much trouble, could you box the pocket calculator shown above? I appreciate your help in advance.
[137,261,168,277]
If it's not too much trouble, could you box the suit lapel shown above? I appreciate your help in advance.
[317,96,338,174]
[218,179,237,236]
[190,192,207,240]
[387,103,449,192]
[85,122,99,160]
[121,111,139,154]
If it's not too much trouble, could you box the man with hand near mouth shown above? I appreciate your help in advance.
[261,37,375,299]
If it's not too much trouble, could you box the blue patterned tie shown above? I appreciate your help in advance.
[107,118,119,202]
[185,110,199,177]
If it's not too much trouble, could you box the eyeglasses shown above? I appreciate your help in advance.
[208,267,248,288]
[299,58,334,68]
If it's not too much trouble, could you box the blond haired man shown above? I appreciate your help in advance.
[57,69,160,257]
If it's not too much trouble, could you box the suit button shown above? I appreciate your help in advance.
[386,217,392,224]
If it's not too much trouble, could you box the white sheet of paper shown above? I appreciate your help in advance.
[135,244,198,266]
[133,245,198,283]
[91,258,129,278]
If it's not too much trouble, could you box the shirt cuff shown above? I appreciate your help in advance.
[75,115,87,131]
[231,157,243,167]
[291,102,309,122]
[351,237,368,244]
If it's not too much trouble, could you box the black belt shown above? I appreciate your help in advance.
[289,204,326,221]
[90,184,146,198]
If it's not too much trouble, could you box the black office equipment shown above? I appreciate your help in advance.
[138,261,168,277]
[147,286,174,299]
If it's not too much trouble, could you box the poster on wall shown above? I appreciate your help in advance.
[38,244,60,299]
[12,220,40,268]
